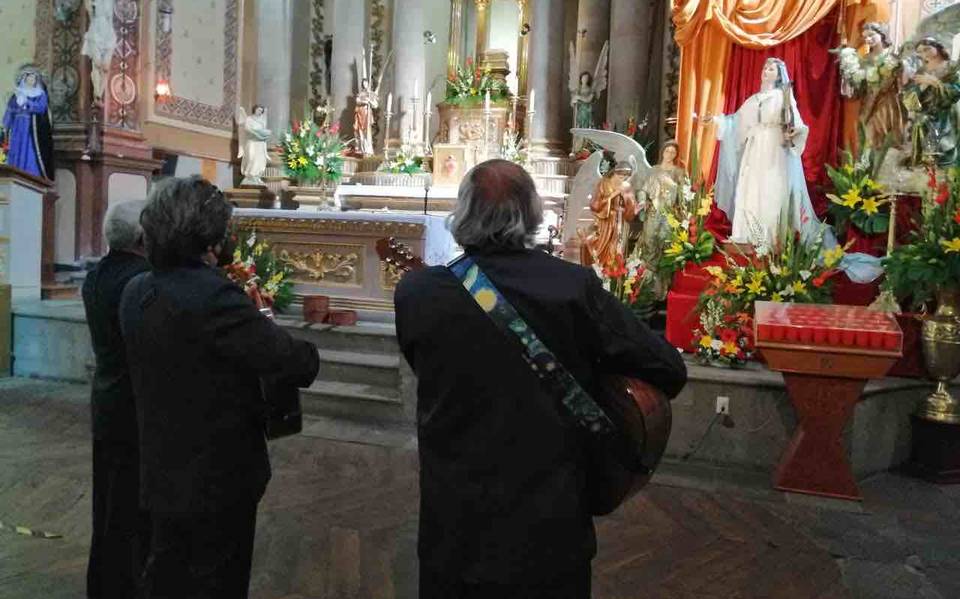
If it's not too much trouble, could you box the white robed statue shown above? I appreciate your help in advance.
[235,104,272,186]
[706,58,820,249]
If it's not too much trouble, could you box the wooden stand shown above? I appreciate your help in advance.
[755,302,903,500]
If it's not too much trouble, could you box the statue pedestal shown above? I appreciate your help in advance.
[289,185,337,211]
[0,165,51,301]
[225,185,276,209]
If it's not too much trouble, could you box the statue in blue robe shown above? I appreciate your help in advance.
[1,66,54,180]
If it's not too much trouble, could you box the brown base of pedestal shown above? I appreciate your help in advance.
[908,415,960,484]
[41,284,80,300]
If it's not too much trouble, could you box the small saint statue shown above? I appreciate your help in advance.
[636,141,684,299]
[81,0,117,106]
[235,104,272,186]
[353,48,392,157]
[2,65,54,180]
[837,22,904,148]
[582,160,638,268]
[568,41,609,151]
[901,38,960,167]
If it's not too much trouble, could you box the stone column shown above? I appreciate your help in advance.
[474,0,491,61]
[526,0,566,156]
[515,0,531,98]
[330,0,366,135]
[574,0,610,125]
[606,0,655,129]
[447,0,465,77]
[255,0,295,135]
[390,0,427,148]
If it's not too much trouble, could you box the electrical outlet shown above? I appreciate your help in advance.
[715,395,730,415]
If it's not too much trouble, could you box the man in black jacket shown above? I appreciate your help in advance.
[395,160,687,599]
[119,176,319,598]
[83,200,152,599]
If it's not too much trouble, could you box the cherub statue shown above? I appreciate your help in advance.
[81,0,117,106]
[235,104,272,186]
[568,41,609,151]
[354,48,392,156]
[637,141,685,297]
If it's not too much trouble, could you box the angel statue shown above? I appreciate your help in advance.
[563,128,652,268]
[637,140,685,298]
[837,22,904,148]
[901,38,960,167]
[354,48,392,156]
[568,41,609,151]
[81,0,117,106]
[235,104,272,186]
[702,58,824,249]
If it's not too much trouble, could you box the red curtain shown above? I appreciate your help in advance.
[705,10,842,239]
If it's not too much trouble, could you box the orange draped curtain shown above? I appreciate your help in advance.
[672,0,889,178]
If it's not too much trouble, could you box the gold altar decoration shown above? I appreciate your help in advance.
[672,0,888,178]
[381,261,405,289]
[919,288,960,424]
[279,245,362,286]
[437,104,509,168]
[231,215,425,238]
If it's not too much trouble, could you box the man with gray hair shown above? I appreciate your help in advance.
[82,199,152,599]
[395,160,687,598]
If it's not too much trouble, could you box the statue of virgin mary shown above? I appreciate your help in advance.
[709,58,821,249]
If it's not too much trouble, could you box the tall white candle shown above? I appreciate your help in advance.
[413,79,419,98]
[426,92,432,112]
[386,92,392,113]
[529,89,535,115]
[484,90,491,112]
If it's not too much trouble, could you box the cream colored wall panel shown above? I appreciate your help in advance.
[0,0,37,98]
[170,0,227,107]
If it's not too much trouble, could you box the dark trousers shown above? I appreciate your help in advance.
[87,440,152,599]
[420,562,592,599]
[139,502,258,599]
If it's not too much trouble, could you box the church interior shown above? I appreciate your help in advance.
[2,0,960,597]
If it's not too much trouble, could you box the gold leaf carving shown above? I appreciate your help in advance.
[381,261,404,290]
[232,216,425,238]
[280,248,360,284]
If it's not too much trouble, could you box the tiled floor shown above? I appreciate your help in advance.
[1,378,958,599]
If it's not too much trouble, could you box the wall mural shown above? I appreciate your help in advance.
[154,0,239,132]
[49,3,84,123]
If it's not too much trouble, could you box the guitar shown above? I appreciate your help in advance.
[375,237,673,515]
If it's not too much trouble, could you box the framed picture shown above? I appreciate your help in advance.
[432,144,468,187]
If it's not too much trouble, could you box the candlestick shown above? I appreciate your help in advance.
[484,90,491,113]
[386,92,392,114]
[424,92,433,155]
[528,89,535,116]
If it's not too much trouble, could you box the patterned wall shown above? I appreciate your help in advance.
[106,0,141,129]
[1,0,38,100]
[922,0,960,16]
[153,0,239,133]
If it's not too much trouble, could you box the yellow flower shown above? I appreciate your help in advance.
[823,245,845,268]
[287,159,298,169]
[666,241,684,256]
[860,197,880,215]
[750,271,766,284]
[666,213,681,229]
[791,280,807,295]
[746,279,765,295]
[699,335,713,349]
[863,177,882,192]
[771,292,783,302]
[840,189,862,208]
[705,266,726,282]
[722,341,739,355]
[297,156,308,166]
[697,198,712,216]
[842,164,854,175]
[942,237,960,253]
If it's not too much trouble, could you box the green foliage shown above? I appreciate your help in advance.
[444,56,509,106]
[227,227,295,312]
[280,115,345,185]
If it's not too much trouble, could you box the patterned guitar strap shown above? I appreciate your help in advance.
[448,255,614,435]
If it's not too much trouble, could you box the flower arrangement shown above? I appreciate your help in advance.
[501,131,529,166]
[882,167,960,308]
[595,253,658,319]
[381,145,424,175]
[444,56,509,106]
[838,47,899,93]
[658,178,716,280]
[280,117,345,185]
[693,227,844,367]
[825,135,892,236]
[224,228,295,311]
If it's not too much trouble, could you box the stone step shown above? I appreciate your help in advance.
[300,380,407,424]
[317,349,400,388]
[280,319,400,356]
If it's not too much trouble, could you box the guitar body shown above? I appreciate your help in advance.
[376,237,673,515]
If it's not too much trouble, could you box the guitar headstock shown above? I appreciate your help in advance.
[375,237,425,273]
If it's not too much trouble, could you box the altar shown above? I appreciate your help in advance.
[231,209,457,319]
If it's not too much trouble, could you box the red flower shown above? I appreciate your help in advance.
[928,167,938,191]
[811,269,839,288]
[704,288,717,296]
[954,209,960,225]
[329,122,341,134]
[602,254,627,278]
[465,56,473,66]
[601,121,612,131]
[719,328,738,344]
[936,183,950,206]
[292,120,300,135]
[688,223,698,242]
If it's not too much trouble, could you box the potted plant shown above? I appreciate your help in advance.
[280,116,345,209]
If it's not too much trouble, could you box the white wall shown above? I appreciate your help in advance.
[173,156,234,190]
[54,169,77,264]
[107,173,149,214]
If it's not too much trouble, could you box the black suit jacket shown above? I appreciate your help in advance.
[82,250,150,444]
[119,262,319,513]
[395,248,687,583]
